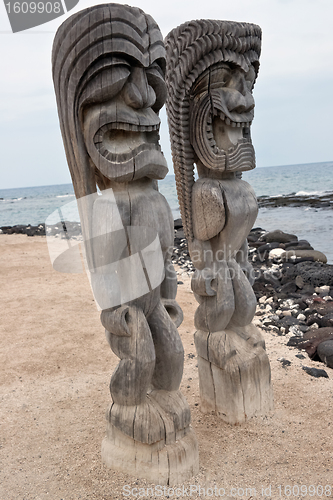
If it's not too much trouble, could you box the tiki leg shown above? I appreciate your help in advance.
[148,300,184,391]
[102,305,155,406]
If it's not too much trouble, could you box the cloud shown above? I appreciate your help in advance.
[0,0,332,188]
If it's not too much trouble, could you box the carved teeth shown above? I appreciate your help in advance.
[215,110,251,129]
[107,123,159,132]
[94,123,160,145]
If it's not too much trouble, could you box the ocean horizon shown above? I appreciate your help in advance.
[1,161,333,262]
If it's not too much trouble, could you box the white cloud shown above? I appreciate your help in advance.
[0,0,332,188]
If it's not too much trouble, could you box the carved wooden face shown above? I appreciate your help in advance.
[190,62,257,172]
[82,56,168,182]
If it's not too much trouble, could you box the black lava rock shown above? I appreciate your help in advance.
[302,366,329,378]
[174,218,183,229]
[317,340,333,368]
[283,261,333,287]
[320,313,333,328]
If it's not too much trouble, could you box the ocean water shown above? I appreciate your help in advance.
[243,162,333,264]
[1,161,332,262]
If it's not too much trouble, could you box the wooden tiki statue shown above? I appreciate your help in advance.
[165,20,273,424]
[52,4,198,484]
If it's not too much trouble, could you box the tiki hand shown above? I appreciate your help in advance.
[191,268,217,297]
[188,237,214,270]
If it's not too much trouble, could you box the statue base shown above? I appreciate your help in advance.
[102,423,199,485]
[194,323,273,424]
[101,390,199,484]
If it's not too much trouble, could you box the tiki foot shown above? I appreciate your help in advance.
[102,424,199,485]
[194,323,274,424]
[102,392,198,484]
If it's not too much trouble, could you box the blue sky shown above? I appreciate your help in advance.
[1,0,332,189]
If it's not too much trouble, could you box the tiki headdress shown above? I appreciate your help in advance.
[52,3,166,202]
[165,20,262,241]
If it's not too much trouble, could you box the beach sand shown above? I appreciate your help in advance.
[1,234,333,500]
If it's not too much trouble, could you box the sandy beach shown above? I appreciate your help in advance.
[1,233,333,500]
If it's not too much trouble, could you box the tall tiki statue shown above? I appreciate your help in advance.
[52,4,198,483]
[165,20,273,424]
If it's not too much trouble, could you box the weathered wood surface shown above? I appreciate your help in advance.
[52,3,198,484]
[165,19,273,423]
[195,325,272,423]
[102,424,199,485]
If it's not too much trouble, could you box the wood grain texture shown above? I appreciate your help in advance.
[102,424,199,485]
[52,3,198,482]
[195,324,273,424]
[165,18,273,423]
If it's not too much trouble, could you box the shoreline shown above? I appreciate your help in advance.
[257,191,333,208]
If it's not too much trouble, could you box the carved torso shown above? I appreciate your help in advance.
[192,176,258,257]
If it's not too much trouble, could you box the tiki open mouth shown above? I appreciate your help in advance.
[209,109,252,154]
[93,123,161,162]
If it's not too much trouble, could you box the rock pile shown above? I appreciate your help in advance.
[246,228,333,371]
[0,222,82,237]
[172,222,333,372]
[257,191,333,209]
[172,219,195,274]
[0,223,46,236]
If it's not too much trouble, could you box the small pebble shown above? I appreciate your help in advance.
[278,357,291,367]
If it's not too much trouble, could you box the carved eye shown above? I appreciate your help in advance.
[209,65,232,89]
[146,62,167,111]
[81,58,131,105]
[191,74,210,96]
[245,66,256,90]
[191,64,232,96]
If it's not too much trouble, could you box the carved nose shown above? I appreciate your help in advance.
[223,73,255,114]
[224,88,255,114]
[122,66,156,109]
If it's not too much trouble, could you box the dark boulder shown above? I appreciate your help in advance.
[279,316,300,333]
[309,300,333,316]
[278,282,297,294]
[297,327,333,358]
[260,230,298,244]
[174,218,183,229]
[317,340,333,368]
[320,313,333,328]
[280,261,333,287]
[284,239,313,249]
[302,366,329,378]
